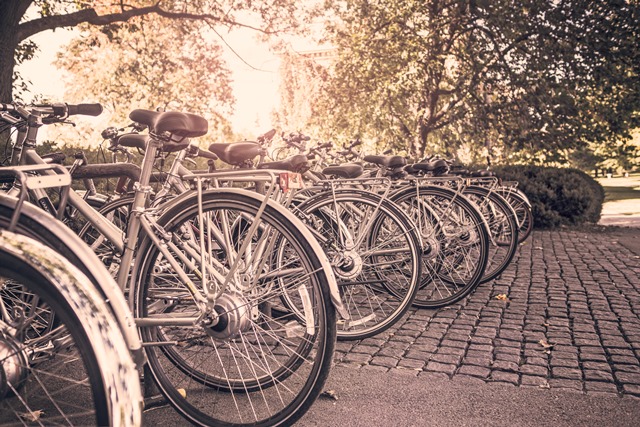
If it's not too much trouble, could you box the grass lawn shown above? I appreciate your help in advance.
[596,173,640,202]
[595,173,640,226]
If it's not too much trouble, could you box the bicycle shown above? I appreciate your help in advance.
[0,165,143,426]
[2,102,343,426]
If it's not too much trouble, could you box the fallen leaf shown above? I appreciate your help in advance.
[320,390,338,401]
[19,410,44,422]
[539,380,550,389]
[495,294,508,301]
[539,339,554,349]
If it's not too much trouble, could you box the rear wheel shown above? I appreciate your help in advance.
[461,186,519,283]
[0,231,142,426]
[134,190,336,426]
[498,189,533,242]
[296,189,421,340]
[392,185,490,308]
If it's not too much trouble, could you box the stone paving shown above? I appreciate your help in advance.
[332,228,640,398]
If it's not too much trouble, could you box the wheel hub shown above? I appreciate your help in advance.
[0,337,28,398]
[421,236,440,261]
[204,293,252,341]
[332,250,363,280]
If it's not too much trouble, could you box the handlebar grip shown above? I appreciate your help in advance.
[0,103,17,112]
[67,103,103,117]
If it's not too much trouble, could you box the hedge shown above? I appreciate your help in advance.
[492,165,605,229]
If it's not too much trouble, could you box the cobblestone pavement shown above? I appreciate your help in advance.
[332,228,640,398]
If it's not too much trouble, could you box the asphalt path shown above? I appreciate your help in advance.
[143,363,640,426]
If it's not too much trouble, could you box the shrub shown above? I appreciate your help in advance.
[493,165,605,229]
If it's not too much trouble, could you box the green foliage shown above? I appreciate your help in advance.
[279,0,640,169]
[493,165,605,229]
[54,15,235,142]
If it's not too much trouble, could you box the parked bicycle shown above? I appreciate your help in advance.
[0,164,143,426]
[1,102,344,426]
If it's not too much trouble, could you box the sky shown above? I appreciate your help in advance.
[17,25,282,136]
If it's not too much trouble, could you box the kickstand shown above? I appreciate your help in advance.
[142,364,168,410]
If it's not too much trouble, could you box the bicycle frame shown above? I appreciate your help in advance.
[9,125,248,324]
[10,120,351,323]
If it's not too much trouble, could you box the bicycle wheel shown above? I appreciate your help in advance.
[134,189,336,426]
[295,188,421,340]
[461,186,519,283]
[0,231,142,426]
[0,196,144,363]
[392,185,490,308]
[498,189,533,242]
[77,195,133,276]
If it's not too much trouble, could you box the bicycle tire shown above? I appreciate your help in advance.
[133,189,336,426]
[497,189,533,242]
[0,231,142,426]
[461,186,519,283]
[0,195,143,362]
[295,188,421,340]
[392,185,490,308]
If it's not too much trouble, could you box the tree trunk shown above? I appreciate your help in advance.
[0,1,29,102]
[0,36,19,103]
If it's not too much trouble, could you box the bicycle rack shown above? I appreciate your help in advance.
[0,164,72,231]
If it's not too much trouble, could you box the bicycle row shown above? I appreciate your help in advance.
[0,101,533,426]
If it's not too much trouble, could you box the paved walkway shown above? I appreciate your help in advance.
[332,227,640,398]
[144,226,640,425]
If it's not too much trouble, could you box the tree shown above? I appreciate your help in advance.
[288,0,640,165]
[0,0,308,104]
[54,15,235,140]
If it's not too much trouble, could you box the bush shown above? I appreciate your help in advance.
[493,165,605,229]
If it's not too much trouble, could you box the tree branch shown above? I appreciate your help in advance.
[17,4,274,43]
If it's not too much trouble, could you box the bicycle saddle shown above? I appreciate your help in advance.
[363,155,407,169]
[208,141,261,166]
[411,159,449,175]
[471,170,495,177]
[322,163,364,179]
[449,167,470,176]
[129,109,208,138]
[116,133,147,150]
[258,154,309,173]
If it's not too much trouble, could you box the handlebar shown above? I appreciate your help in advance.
[0,102,103,121]
[257,129,277,143]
